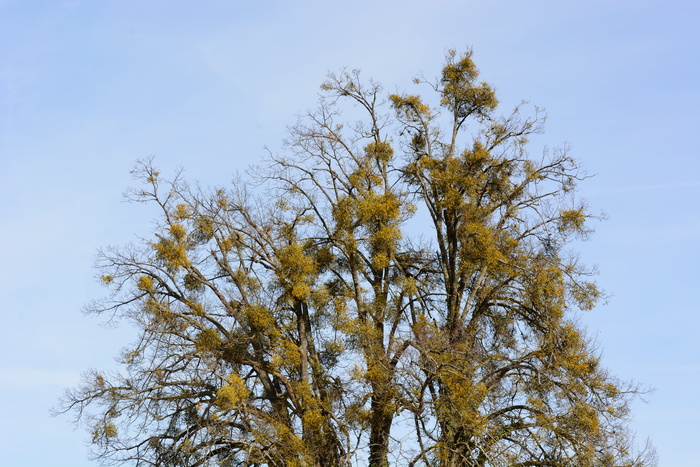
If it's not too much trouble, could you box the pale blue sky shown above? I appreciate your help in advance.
[1,1,698,465]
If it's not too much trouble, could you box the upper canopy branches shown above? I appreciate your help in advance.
[57,51,655,467]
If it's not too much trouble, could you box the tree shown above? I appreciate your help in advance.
[58,50,655,467]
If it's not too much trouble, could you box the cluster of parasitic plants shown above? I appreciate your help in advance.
[57,51,655,467]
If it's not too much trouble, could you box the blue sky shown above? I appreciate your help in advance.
[1,1,698,465]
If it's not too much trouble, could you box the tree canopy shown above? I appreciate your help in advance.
[58,50,655,467]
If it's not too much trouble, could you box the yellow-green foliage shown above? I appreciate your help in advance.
[556,324,599,377]
[302,407,324,432]
[243,304,275,332]
[194,215,215,241]
[230,267,261,292]
[344,401,371,430]
[527,264,566,318]
[276,242,317,300]
[322,340,344,366]
[183,273,203,292]
[172,203,192,220]
[334,180,402,272]
[152,229,190,270]
[570,280,600,311]
[218,233,240,251]
[194,328,222,353]
[271,338,301,370]
[215,190,228,209]
[216,374,248,410]
[136,275,153,292]
[559,208,586,233]
[92,422,118,444]
[188,301,205,317]
[307,284,331,312]
[364,140,393,163]
[143,297,170,319]
[440,50,498,117]
[103,422,118,438]
[169,223,187,240]
[389,93,431,119]
[440,369,487,419]
[558,402,601,436]
[94,374,106,388]
[458,220,503,266]
[122,348,141,364]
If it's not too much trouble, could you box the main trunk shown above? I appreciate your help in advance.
[368,383,393,467]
